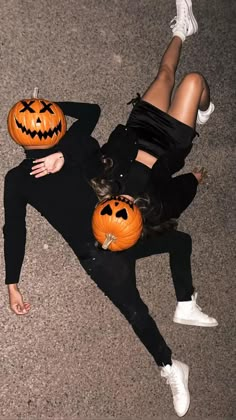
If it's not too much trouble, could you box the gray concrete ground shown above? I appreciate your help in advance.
[0,0,235,419]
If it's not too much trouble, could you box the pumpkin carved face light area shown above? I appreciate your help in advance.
[7,97,67,148]
[92,195,143,251]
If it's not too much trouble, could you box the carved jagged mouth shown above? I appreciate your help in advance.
[15,118,62,140]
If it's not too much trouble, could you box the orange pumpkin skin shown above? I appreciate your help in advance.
[7,98,67,148]
[92,196,143,251]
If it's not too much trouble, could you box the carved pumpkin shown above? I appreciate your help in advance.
[7,89,66,148]
[92,196,143,251]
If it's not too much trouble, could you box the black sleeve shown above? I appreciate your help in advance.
[160,173,198,220]
[56,102,101,135]
[55,102,103,176]
[3,173,27,284]
[151,151,187,185]
[58,121,102,169]
[100,125,139,162]
[151,155,172,185]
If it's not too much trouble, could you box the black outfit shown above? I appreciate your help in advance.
[3,102,194,367]
[127,99,197,159]
[101,99,199,223]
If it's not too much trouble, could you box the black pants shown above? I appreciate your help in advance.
[79,230,194,367]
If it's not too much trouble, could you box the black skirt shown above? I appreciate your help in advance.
[126,99,198,161]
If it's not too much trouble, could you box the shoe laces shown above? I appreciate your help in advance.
[191,292,202,312]
[170,3,188,30]
[166,368,184,397]
[192,293,215,321]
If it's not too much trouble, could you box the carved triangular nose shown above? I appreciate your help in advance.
[36,117,41,123]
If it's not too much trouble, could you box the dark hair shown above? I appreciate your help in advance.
[90,156,178,237]
[90,156,114,201]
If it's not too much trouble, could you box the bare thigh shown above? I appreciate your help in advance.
[168,72,210,128]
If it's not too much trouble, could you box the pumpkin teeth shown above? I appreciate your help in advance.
[103,195,135,209]
[15,118,62,141]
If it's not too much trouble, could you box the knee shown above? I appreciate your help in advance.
[182,72,206,90]
[157,65,175,88]
[127,305,151,332]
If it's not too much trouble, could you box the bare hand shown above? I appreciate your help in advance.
[8,285,31,315]
[30,152,65,178]
[192,167,208,184]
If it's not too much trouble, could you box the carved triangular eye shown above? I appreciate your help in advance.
[101,204,113,216]
[116,209,128,220]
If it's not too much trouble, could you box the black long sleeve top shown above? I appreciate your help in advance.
[101,124,198,220]
[3,102,102,284]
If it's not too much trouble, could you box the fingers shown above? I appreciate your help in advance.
[30,169,49,178]
[8,286,31,315]
[30,166,49,177]
[33,158,45,164]
[24,302,31,310]
[31,163,44,170]
[31,159,54,177]
[11,302,31,315]
[192,172,202,183]
[30,162,50,177]
[34,171,49,178]
[192,167,208,184]
[31,153,65,177]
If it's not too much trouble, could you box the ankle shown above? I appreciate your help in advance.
[199,101,213,113]
[161,360,173,368]
[172,32,185,43]
[197,102,215,125]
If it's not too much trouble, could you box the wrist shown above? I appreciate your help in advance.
[8,284,19,292]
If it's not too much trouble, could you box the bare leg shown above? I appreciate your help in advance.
[168,72,211,128]
[142,36,182,112]
[140,0,202,124]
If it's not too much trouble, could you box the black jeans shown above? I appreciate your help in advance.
[80,230,194,366]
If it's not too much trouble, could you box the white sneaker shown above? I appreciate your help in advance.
[170,0,198,42]
[197,102,215,125]
[173,292,218,327]
[161,359,190,417]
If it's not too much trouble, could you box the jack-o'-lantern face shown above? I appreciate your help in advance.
[7,98,67,148]
[92,195,143,251]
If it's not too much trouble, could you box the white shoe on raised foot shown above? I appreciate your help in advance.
[170,0,198,42]
[173,292,218,327]
[161,359,190,417]
[197,102,215,125]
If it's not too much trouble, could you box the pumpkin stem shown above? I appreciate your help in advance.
[102,233,117,250]
[33,87,39,98]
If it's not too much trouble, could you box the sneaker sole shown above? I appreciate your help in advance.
[173,317,219,327]
[185,0,198,35]
[176,363,190,417]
